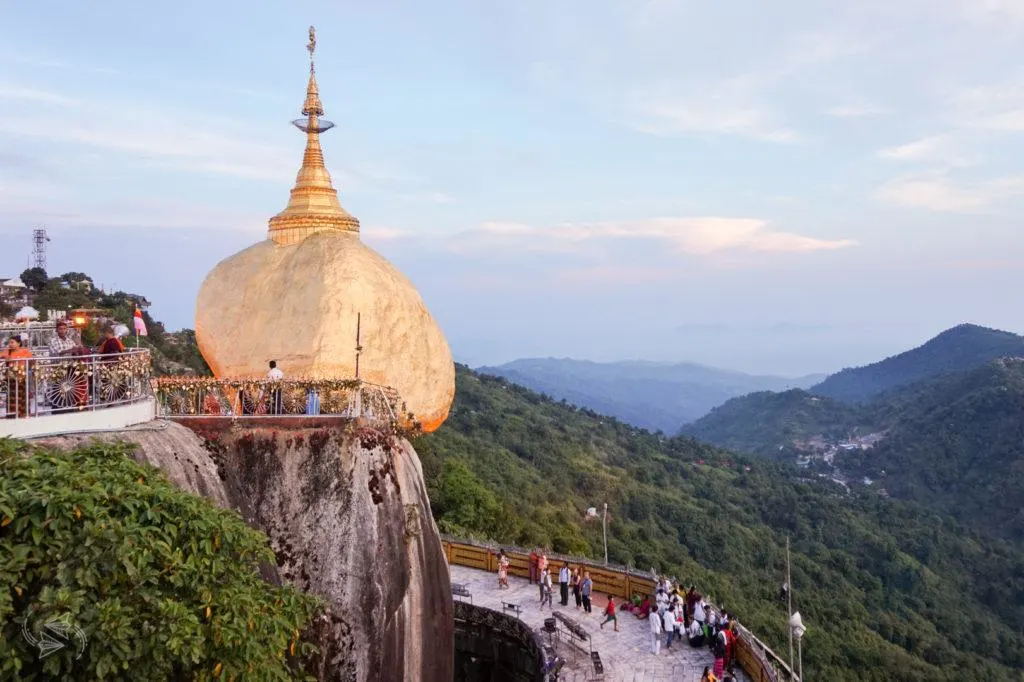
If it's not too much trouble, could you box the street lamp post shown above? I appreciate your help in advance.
[789,611,806,681]
[787,536,794,678]
[602,502,608,565]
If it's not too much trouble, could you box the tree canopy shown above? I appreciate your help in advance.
[0,440,322,680]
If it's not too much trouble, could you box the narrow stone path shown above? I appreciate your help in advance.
[450,565,749,682]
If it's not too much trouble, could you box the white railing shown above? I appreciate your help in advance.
[0,348,152,419]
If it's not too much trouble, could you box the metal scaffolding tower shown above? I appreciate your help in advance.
[32,228,50,271]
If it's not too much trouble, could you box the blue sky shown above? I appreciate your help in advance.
[1,0,1022,375]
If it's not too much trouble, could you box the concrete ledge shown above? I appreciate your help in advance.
[0,398,156,440]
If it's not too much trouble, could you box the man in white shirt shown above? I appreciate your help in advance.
[662,605,677,649]
[649,600,663,654]
[558,564,570,606]
[267,360,284,414]
[48,321,77,356]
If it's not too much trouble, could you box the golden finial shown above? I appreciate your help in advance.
[267,26,360,245]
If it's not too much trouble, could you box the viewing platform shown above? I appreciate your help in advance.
[152,376,411,427]
[0,348,154,439]
[444,539,793,682]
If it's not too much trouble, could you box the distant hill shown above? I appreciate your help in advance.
[811,323,1024,402]
[476,358,823,432]
[680,389,868,457]
[417,366,1024,681]
[682,358,1024,543]
[843,357,1024,543]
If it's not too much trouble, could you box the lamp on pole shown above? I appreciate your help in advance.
[789,611,806,681]
[602,502,608,565]
[786,536,794,679]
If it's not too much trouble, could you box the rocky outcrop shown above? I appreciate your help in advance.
[35,419,453,682]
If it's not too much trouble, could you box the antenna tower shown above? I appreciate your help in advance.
[32,228,50,271]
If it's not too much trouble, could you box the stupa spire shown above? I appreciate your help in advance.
[268,25,360,246]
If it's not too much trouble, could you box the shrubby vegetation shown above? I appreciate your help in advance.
[417,366,1024,681]
[0,440,322,680]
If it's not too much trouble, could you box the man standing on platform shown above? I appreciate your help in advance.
[529,548,539,585]
[559,563,570,606]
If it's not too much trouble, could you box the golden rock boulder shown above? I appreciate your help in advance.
[194,39,454,431]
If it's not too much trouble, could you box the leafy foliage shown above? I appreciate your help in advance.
[0,439,322,680]
[811,323,1024,403]
[19,268,48,294]
[417,366,1024,682]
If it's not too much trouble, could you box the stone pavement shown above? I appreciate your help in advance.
[450,565,750,682]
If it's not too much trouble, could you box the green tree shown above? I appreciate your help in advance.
[19,267,47,293]
[0,440,323,680]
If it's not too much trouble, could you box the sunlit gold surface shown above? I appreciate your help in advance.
[196,27,455,431]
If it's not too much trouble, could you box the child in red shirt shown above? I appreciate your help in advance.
[600,594,619,632]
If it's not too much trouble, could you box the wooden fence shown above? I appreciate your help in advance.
[441,537,796,682]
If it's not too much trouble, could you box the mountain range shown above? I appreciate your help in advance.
[682,325,1024,544]
[418,365,1024,681]
[476,358,824,433]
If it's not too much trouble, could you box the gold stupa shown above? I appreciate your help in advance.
[195,27,455,431]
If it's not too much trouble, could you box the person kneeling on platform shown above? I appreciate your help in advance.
[687,617,706,647]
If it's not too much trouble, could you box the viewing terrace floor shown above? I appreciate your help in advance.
[450,565,750,682]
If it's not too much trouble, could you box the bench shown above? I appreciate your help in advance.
[501,601,521,618]
[451,582,472,603]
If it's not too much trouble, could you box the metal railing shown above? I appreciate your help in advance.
[0,348,152,419]
[0,321,62,352]
[152,376,410,425]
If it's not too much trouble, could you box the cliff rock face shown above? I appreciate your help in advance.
[35,420,453,682]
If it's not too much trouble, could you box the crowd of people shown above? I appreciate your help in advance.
[495,548,740,682]
[1,321,129,417]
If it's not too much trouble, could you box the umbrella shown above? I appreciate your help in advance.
[14,306,39,322]
[113,323,130,338]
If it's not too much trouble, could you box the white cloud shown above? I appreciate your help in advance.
[877,134,957,161]
[452,217,856,255]
[876,173,1024,211]
[953,82,1024,132]
[826,103,887,118]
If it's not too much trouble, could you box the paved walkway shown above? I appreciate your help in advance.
[450,565,749,682]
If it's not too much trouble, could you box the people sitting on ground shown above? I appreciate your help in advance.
[687,617,706,647]
[600,594,618,631]
[634,594,652,619]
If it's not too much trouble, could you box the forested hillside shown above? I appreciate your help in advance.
[416,366,1024,682]
[811,324,1024,402]
[680,389,868,457]
[680,359,1024,544]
